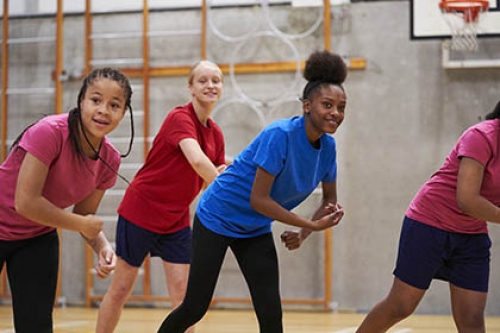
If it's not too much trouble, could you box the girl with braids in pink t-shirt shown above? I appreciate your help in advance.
[0,68,134,333]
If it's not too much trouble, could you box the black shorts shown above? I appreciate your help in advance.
[394,216,491,292]
[115,215,192,267]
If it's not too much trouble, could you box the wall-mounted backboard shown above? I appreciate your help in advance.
[410,0,500,39]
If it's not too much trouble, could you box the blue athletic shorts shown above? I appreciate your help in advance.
[393,216,491,292]
[115,215,192,267]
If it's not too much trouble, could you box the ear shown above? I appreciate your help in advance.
[188,84,194,96]
[302,99,311,113]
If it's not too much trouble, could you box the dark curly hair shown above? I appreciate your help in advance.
[485,100,500,120]
[302,50,347,100]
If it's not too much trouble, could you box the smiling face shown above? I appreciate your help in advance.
[303,84,346,144]
[188,61,223,106]
[79,78,127,148]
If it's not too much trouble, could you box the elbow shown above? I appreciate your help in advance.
[457,200,468,214]
[14,196,32,218]
[249,194,268,215]
[249,196,257,211]
[249,194,262,213]
[456,197,465,211]
[14,188,39,219]
[456,194,473,214]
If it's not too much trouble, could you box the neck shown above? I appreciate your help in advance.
[79,127,101,159]
[304,116,323,145]
[192,100,215,126]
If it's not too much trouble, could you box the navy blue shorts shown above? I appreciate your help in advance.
[115,215,192,267]
[393,216,491,292]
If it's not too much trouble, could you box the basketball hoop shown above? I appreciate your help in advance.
[439,0,489,51]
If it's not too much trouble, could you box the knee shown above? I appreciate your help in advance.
[105,282,133,304]
[455,312,485,332]
[171,302,208,326]
[168,282,188,307]
[385,299,416,321]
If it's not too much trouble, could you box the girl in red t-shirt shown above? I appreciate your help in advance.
[96,61,226,333]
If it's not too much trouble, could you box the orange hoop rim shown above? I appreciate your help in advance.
[439,0,489,12]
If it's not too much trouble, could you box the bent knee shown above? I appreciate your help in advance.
[106,283,134,303]
[456,312,485,332]
[385,300,416,321]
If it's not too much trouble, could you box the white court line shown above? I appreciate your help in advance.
[393,329,413,333]
[0,320,88,333]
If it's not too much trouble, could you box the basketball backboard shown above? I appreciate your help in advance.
[410,0,500,39]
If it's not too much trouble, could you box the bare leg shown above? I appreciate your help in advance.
[96,258,140,333]
[450,283,487,333]
[356,277,425,333]
[163,261,194,333]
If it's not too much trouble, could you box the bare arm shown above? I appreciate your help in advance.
[456,156,500,223]
[301,181,343,240]
[73,190,116,279]
[15,152,102,239]
[249,167,341,231]
[179,138,225,184]
[73,190,111,254]
[280,181,344,250]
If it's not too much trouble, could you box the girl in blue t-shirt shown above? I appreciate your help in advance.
[157,50,348,333]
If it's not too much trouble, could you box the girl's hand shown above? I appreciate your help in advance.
[81,215,103,239]
[95,246,116,279]
[310,203,344,231]
[280,231,302,250]
[216,164,227,174]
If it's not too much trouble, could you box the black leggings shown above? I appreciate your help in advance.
[157,215,283,333]
[0,230,59,333]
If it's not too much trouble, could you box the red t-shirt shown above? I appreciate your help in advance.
[406,119,500,234]
[118,102,225,234]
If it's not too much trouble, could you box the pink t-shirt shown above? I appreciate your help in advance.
[406,119,500,234]
[0,113,120,240]
[118,102,225,234]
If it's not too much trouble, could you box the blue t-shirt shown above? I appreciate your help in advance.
[197,116,338,238]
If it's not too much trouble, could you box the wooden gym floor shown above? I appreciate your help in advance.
[0,306,500,332]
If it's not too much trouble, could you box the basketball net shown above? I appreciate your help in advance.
[439,0,489,51]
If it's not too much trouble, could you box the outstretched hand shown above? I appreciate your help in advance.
[311,202,344,231]
[281,203,344,250]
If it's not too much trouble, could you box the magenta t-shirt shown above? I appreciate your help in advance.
[0,113,120,240]
[406,119,500,234]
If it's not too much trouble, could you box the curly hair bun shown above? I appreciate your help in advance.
[303,50,347,85]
